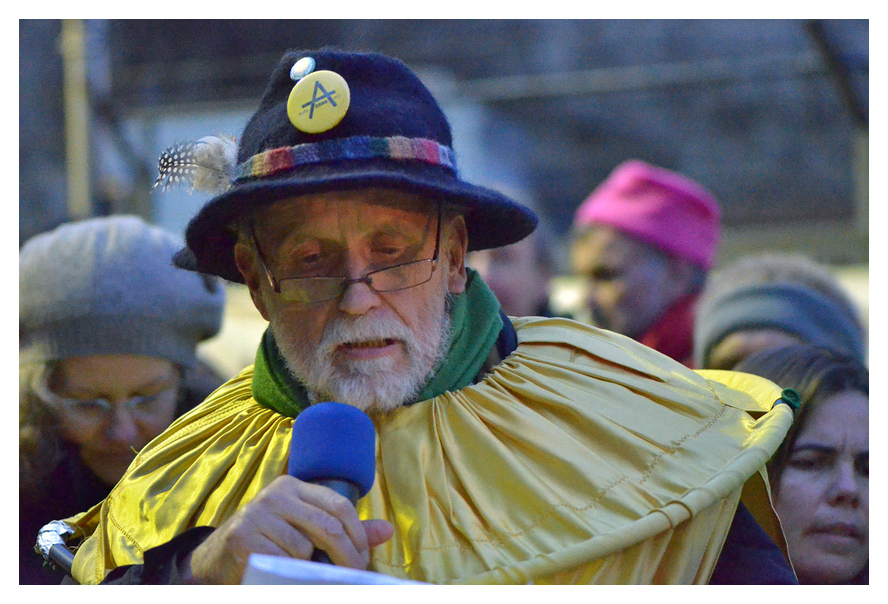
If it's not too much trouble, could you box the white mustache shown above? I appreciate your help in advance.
[319,314,416,354]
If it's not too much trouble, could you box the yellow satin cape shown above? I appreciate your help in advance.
[67,317,792,584]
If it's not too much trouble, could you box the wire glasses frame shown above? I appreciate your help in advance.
[251,203,442,304]
[31,365,181,421]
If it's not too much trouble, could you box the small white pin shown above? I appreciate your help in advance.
[290,57,316,82]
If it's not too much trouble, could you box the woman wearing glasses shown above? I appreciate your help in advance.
[19,215,225,584]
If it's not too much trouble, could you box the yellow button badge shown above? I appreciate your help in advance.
[287,61,351,134]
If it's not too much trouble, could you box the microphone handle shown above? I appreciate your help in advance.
[310,478,361,565]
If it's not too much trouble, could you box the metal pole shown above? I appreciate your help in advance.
[60,19,91,220]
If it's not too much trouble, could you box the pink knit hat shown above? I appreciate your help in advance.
[572,160,721,269]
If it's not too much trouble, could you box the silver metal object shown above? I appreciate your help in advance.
[37,520,76,574]
[290,57,316,81]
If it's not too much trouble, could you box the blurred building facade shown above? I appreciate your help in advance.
[20,19,868,322]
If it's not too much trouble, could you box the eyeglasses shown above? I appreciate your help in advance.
[251,204,441,304]
[32,369,180,422]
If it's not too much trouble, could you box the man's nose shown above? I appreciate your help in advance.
[337,258,383,316]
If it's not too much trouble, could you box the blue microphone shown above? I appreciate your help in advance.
[288,402,376,564]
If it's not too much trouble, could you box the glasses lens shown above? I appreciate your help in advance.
[276,259,436,303]
[371,259,434,292]
[68,398,113,416]
[126,391,178,417]
[278,278,344,304]
[34,367,180,419]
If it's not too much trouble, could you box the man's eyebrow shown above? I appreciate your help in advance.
[371,222,426,239]
[275,221,427,251]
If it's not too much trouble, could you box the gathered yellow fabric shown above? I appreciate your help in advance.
[68,317,792,584]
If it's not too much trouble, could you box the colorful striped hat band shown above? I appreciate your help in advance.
[233,135,457,183]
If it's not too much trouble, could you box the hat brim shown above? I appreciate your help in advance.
[180,159,538,283]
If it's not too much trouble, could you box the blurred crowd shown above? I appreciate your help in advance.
[21,165,866,583]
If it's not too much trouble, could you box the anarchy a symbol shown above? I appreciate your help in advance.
[302,81,338,119]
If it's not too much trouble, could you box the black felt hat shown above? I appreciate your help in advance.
[175,48,538,283]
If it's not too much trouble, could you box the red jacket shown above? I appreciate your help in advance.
[638,292,699,367]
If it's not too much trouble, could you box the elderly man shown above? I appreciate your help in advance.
[59,49,795,585]
[571,161,720,366]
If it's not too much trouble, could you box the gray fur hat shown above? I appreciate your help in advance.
[19,215,225,367]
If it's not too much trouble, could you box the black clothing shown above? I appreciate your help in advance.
[709,503,798,584]
[19,443,111,584]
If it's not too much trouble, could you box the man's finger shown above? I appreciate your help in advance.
[275,479,370,568]
[363,519,394,548]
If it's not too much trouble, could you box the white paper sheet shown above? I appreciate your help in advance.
[241,554,427,585]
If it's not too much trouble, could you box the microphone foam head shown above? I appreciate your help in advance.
[288,402,377,497]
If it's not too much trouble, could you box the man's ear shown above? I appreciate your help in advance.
[234,240,270,320]
[446,215,469,294]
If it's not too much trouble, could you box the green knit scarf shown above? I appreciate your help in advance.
[251,269,503,418]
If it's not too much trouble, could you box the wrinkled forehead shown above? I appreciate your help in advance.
[799,390,869,443]
[252,188,439,235]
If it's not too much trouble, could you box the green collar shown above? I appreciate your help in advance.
[251,268,503,417]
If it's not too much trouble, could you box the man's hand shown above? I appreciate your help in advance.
[187,475,394,584]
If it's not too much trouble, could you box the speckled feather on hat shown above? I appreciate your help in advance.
[19,215,225,367]
[174,48,538,283]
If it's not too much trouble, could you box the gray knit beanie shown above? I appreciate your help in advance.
[20,215,225,367]
[693,282,867,367]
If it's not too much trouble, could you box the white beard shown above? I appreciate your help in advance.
[271,291,453,415]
